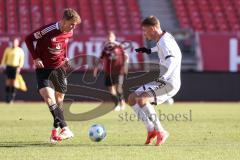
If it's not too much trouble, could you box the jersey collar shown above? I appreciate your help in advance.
[56,22,60,30]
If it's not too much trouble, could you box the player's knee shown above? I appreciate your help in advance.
[137,97,147,106]
[56,96,64,104]
[43,96,55,106]
[55,93,64,104]
[39,90,55,106]
[137,94,149,106]
[128,93,137,106]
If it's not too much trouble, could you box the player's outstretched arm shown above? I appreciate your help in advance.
[135,47,152,54]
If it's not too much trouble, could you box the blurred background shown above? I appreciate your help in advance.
[0,0,240,102]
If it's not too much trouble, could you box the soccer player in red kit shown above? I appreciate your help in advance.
[94,31,128,111]
[25,8,81,143]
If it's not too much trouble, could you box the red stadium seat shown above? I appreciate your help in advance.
[30,0,43,31]
[42,0,55,25]
[173,0,240,32]
[0,0,6,34]
[0,0,142,36]
[18,0,31,35]
[54,0,66,20]
[125,0,141,34]
[6,0,19,34]
[79,0,94,34]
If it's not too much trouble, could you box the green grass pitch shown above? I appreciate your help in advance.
[0,102,240,160]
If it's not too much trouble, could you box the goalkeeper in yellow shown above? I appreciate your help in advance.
[1,38,25,103]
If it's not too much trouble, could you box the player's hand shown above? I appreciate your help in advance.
[64,57,69,63]
[63,58,70,68]
[135,47,151,54]
[34,58,44,68]
[155,76,166,84]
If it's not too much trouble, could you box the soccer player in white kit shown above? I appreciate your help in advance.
[128,15,182,146]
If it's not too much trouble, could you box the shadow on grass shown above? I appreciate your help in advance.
[0,141,148,148]
[1,141,240,148]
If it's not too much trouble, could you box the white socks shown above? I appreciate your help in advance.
[142,102,165,132]
[132,103,154,132]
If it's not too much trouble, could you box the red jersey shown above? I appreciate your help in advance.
[100,42,126,75]
[25,22,73,69]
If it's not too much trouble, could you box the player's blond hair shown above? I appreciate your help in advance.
[63,8,81,24]
[108,31,116,37]
[141,15,160,28]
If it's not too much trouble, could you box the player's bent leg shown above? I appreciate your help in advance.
[6,79,16,103]
[5,79,11,103]
[116,83,126,110]
[39,87,65,143]
[55,91,65,107]
[54,91,74,140]
[136,93,158,144]
[39,87,57,106]
[140,82,175,145]
[137,92,152,107]
[109,85,121,111]
[127,92,137,106]
[128,92,157,144]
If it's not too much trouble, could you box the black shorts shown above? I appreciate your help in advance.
[5,66,17,79]
[36,67,67,93]
[105,74,125,87]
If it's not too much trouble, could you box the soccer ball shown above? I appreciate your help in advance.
[88,124,106,142]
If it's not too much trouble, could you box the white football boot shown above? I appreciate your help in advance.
[59,127,74,140]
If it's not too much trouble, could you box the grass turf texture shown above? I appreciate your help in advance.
[0,102,240,160]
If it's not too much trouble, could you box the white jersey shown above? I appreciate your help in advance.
[151,31,182,89]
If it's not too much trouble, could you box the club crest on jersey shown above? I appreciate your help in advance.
[56,43,61,49]
[48,43,63,54]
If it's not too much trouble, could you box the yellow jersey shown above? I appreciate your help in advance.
[1,47,24,68]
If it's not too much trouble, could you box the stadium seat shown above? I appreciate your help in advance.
[90,0,107,35]
[42,0,55,25]
[54,0,66,20]
[0,0,142,35]
[79,0,94,34]
[30,0,43,31]
[173,0,240,32]
[0,0,6,34]
[6,0,19,34]
[18,0,31,35]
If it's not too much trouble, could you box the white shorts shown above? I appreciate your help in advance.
[134,79,180,105]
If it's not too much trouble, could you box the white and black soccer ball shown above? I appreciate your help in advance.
[88,124,106,142]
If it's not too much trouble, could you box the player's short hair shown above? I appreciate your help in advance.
[141,15,160,28]
[62,8,81,24]
[108,31,115,37]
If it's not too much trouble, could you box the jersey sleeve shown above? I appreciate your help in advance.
[25,24,54,60]
[25,28,42,59]
[151,46,159,53]
[160,41,178,79]
[1,48,9,66]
